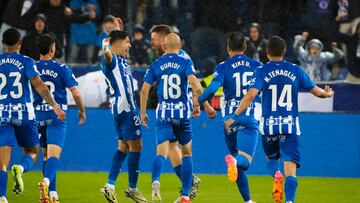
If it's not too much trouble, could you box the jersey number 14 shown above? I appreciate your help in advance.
[268,84,293,111]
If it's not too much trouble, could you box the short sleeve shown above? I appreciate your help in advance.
[212,63,225,84]
[25,58,39,79]
[248,67,264,91]
[185,60,196,77]
[143,65,156,85]
[63,65,78,88]
[299,66,316,91]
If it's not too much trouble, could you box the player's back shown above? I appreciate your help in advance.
[215,54,262,118]
[258,60,310,135]
[145,53,194,119]
[33,60,77,111]
[0,52,38,120]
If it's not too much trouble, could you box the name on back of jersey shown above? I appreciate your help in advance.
[0,58,24,70]
[231,60,250,69]
[160,62,180,70]
[264,69,296,83]
[39,69,58,78]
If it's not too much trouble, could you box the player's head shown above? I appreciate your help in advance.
[150,25,173,56]
[102,15,116,33]
[164,33,181,53]
[226,32,247,55]
[2,28,22,51]
[109,30,131,57]
[37,34,56,58]
[266,36,286,58]
[249,23,261,41]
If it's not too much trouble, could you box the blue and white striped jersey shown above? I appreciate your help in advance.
[212,54,262,117]
[0,52,39,120]
[249,61,315,136]
[101,54,137,114]
[144,53,196,119]
[33,60,78,111]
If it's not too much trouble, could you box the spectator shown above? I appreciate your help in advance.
[0,0,43,52]
[244,23,268,63]
[68,0,99,63]
[293,31,344,81]
[130,25,151,67]
[20,13,63,61]
[333,22,360,82]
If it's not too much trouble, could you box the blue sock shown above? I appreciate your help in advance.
[285,176,298,202]
[267,160,280,177]
[49,174,56,191]
[181,157,193,197]
[173,165,182,179]
[127,152,141,189]
[108,150,127,185]
[235,154,250,171]
[44,157,59,182]
[42,160,46,175]
[20,155,35,173]
[0,171,7,197]
[236,167,251,201]
[152,155,165,182]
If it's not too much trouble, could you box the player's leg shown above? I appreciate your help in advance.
[176,119,193,203]
[261,134,282,203]
[169,141,182,179]
[101,114,129,203]
[0,122,16,202]
[0,146,12,203]
[280,134,301,203]
[234,128,258,203]
[12,119,39,195]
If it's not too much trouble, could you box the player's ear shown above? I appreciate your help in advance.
[282,48,287,55]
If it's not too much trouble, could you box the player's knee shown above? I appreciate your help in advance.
[236,154,250,171]
[181,146,192,156]
[284,161,297,177]
[128,141,142,152]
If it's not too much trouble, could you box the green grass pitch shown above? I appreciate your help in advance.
[6,172,360,203]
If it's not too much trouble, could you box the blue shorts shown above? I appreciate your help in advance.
[0,118,39,148]
[261,133,301,167]
[36,111,67,149]
[155,118,192,145]
[114,111,142,141]
[224,115,259,157]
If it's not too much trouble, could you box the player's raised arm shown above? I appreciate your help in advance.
[140,82,152,128]
[69,87,86,125]
[102,38,113,65]
[30,76,66,120]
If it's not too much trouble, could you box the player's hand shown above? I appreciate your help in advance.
[114,17,123,31]
[301,31,309,41]
[324,85,334,98]
[78,111,86,125]
[224,118,235,134]
[331,42,338,49]
[192,105,201,118]
[54,106,66,121]
[141,113,149,128]
[204,105,216,119]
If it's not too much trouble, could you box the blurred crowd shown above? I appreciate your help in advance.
[0,0,359,82]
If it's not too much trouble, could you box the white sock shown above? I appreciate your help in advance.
[49,191,58,200]
[245,200,254,203]
[43,178,50,186]
[18,165,24,174]
[129,187,138,192]
[0,196,8,203]
[105,183,115,190]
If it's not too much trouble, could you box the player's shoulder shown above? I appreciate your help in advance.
[178,49,191,60]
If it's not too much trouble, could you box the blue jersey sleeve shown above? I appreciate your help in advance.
[185,60,196,77]
[248,68,264,91]
[299,67,316,91]
[212,63,225,84]
[101,54,117,70]
[24,58,39,79]
[63,65,78,88]
[143,65,156,85]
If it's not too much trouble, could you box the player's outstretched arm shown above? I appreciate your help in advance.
[140,82,151,128]
[69,87,86,125]
[103,38,113,65]
[224,88,259,134]
[30,76,66,120]
[310,85,334,98]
